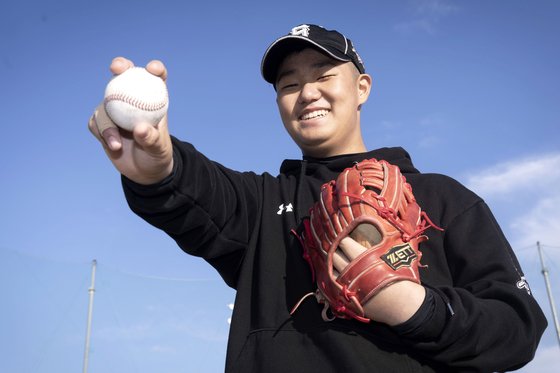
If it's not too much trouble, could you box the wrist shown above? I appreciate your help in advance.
[124,157,175,186]
[140,159,174,185]
[362,281,426,326]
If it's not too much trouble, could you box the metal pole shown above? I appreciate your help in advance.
[82,259,97,373]
[537,242,560,348]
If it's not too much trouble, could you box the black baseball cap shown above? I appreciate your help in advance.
[261,24,366,85]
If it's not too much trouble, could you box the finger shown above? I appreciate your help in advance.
[338,237,367,261]
[349,223,382,249]
[110,56,134,75]
[101,127,123,152]
[88,113,102,140]
[332,250,349,275]
[93,102,115,133]
[88,113,116,153]
[146,60,168,81]
[90,103,122,151]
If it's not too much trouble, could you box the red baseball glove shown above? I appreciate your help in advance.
[294,158,442,323]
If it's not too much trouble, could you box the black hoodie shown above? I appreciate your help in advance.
[123,137,547,373]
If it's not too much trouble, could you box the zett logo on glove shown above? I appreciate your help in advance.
[381,243,418,270]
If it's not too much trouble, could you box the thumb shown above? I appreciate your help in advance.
[133,122,161,149]
[130,118,174,184]
[132,116,171,158]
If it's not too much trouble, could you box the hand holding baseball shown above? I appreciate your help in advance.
[88,57,173,185]
[104,66,169,131]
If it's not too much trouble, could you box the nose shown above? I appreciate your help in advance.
[298,82,321,104]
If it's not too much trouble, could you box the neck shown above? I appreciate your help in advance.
[302,142,367,158]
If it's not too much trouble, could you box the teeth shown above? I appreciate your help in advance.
[301,110,329,120]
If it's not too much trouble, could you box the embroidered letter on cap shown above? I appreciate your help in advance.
[291,24,310,37]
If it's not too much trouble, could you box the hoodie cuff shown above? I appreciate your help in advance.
[392,287,447,341]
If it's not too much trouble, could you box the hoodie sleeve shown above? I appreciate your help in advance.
[121,137,262,288]
[395,177,548,372]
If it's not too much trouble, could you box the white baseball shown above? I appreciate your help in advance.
[104,67,169,131]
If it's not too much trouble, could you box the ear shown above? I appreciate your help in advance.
[357,73,372,106]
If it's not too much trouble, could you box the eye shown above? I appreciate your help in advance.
[279,82,298,91]
[318,74,335,81]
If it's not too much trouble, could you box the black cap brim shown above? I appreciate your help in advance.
[261,36,354,85]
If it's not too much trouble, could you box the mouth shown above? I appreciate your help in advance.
[299,109,330,121]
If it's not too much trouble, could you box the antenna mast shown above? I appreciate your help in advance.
[82,259,97,373]
[537,242,560,348]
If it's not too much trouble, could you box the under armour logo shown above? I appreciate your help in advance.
[290,25,310,37]
[517,276,531,295]
[277,203,294,215]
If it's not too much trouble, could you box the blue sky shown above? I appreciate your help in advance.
[1,0,559,372]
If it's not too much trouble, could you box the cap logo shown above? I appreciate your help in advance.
[351,44,365,69]
[290,24,310,37]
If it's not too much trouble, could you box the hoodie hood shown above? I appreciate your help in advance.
[279,147,419,176]
[279,147,420,223]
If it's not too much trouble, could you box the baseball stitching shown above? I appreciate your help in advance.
[104,92,167,112]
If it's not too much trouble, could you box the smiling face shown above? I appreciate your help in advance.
[275,48,372,158]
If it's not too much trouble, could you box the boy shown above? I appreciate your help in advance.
[89,24,546,372]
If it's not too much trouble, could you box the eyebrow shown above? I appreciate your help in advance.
[276,60,338,85]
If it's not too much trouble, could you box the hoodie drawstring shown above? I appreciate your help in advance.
[294,159,308,223]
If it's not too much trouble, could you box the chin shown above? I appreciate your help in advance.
[300,143,335,158]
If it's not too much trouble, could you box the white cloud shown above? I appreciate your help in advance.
[419,113,444,127]
[94,318,228,346]
[376,113,446,149]
[418,135,441,148]
[227,303,234,324]
[394,19,436,35]
[95,323,151,340]
[516,344,560,373]
[465,153,560,197]
[413,0,459,16]
[463,152,560,271]
[380,120,402,130]
[394,0,460,35]
[170,320,229,342]
[510,195,560,249]
[150,344,177,354]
